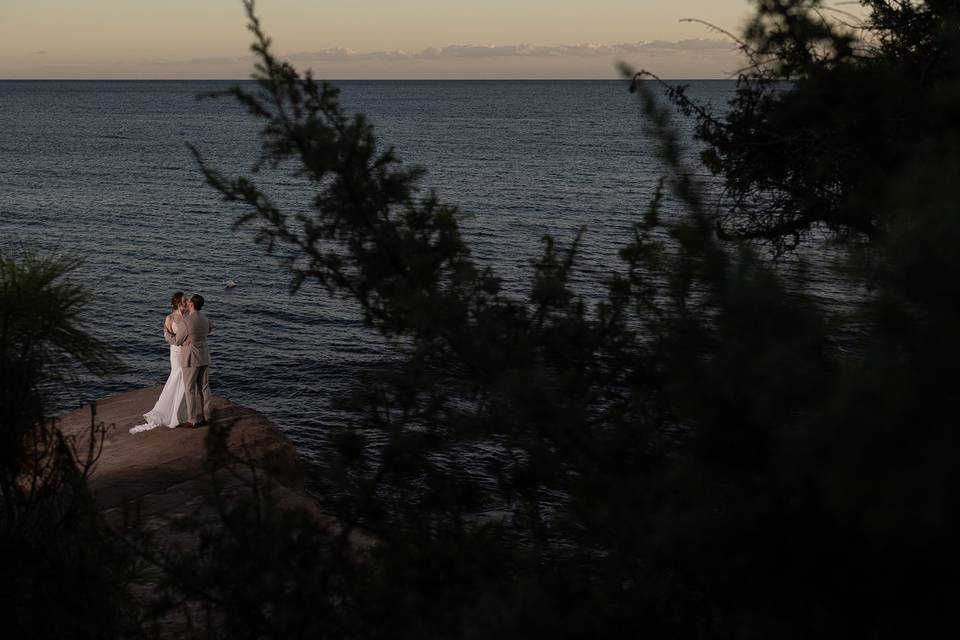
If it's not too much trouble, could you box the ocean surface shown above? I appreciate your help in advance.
[0,80,858,478]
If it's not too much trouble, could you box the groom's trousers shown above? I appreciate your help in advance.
[182,364,211,423]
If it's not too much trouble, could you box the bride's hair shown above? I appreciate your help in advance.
[171,291,184,310]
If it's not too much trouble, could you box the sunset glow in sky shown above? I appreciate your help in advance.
[1,0,755,79]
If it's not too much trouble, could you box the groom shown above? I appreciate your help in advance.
[169,294,212,428]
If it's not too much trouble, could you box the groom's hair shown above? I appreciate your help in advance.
[190,294,205,310]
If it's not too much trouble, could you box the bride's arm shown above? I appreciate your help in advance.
[163,314,176,345]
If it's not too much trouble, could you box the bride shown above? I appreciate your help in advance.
[130,291,189,433]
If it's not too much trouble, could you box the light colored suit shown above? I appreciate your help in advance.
[170,310,212,423]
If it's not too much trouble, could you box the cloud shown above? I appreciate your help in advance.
[187,56,237,65]
[287,38,735,62]
[139,56,240,67]
[129,38,740,78]
[288,48,356,62]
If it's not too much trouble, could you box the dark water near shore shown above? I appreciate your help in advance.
[0,80,859,477]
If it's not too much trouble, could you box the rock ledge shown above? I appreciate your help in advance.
[57,385,320,523]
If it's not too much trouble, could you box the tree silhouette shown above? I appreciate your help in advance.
[170,1,959,637]
[650,0,960,252]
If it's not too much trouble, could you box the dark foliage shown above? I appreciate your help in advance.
[154,1,959,637]
[651,0,960,252]
[0,250,137,639]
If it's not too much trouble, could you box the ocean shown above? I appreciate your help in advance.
[0,80,855,473]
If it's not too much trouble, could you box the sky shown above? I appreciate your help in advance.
[0,1,757,79]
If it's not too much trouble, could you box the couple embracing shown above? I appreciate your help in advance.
[130,291,213,434]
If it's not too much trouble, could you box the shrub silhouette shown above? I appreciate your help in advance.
[0,250,136,639]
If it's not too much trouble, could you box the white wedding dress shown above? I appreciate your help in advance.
[130,318,188,433]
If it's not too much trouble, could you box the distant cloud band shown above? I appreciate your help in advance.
[141,38,736,66]
[140,56,238,67]
[293,39,735,62]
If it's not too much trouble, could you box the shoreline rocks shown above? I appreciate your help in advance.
[57,387,346,638]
